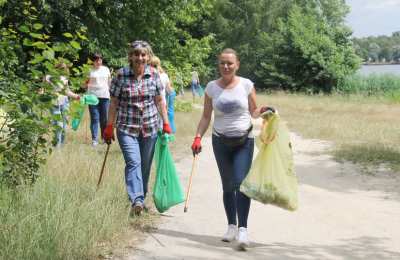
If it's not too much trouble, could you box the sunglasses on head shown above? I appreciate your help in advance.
[130,40,150,49]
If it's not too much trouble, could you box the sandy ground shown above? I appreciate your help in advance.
[120,119,400,260]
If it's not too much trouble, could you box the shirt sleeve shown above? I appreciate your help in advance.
[105,66,111,78]
[205,81,214,98]
[110,68,123,98]
[244,78,254,95]
[153,70,162,97]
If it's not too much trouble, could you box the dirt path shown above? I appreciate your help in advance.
[122,119,400,260]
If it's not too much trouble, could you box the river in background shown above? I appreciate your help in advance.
[358,64,400,76]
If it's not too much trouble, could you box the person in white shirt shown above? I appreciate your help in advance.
[191,48,275,250]
[191,70,200,101]
[84,53,111,146]
[44,62,80,147]
[150,56,176,133]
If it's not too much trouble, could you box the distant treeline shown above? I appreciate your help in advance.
[353,32,400,64]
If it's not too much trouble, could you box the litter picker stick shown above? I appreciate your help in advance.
[96,144,111,190]
[184,154,198,213]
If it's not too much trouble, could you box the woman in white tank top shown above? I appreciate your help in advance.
[191,48,275,250]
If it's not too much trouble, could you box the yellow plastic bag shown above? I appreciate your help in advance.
[240,112,298,211]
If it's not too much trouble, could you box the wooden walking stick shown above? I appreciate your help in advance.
[184,154,198,213]
[96,144,111,190]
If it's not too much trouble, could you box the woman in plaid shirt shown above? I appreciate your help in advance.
[103,41,171,216]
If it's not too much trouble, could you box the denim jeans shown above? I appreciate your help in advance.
[166,90,176,133]
[191,81,199,97]
[212,135,254,228]
[117,129,157,205]
[88,98,109,142]
[51,103,68,147]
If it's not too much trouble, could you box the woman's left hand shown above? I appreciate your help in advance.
[260,106,275,114]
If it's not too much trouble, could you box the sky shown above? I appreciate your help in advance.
[346,0,400,38]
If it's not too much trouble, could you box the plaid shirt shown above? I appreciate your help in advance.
[110,65,162,137]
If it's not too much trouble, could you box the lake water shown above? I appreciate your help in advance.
[358,64,400,76]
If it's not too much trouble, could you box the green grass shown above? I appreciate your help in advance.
[259,92,400,172]
[337,74,400,103]
[174,98,193,112]
[0,113,159,260]
[0,99,203,260]
[169,94,203,161]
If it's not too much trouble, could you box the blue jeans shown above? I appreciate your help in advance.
[191,81,199,96]
[212,135,254,228]
[51,103,68,147]
[117,130,157,205]
[166,90,176,133]
[88,98,109,142]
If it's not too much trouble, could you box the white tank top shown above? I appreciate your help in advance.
[205,77,254,137]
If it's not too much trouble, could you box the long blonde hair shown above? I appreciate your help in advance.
[149,56,165,73]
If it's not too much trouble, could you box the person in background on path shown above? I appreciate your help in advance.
[166,79,177,133]
[44,62,80,148]
[103,40,171,216]
[83,53,111,146]
[191,48,274,250]
[191,70,200,102]
[150,56,176,133]
[175,73,185,96]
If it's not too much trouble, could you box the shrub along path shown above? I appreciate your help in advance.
[120,119,400,260]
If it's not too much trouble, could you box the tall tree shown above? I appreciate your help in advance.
[204,0,359,91]
[257,2,360,92]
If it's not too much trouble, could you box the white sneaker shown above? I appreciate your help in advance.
[92,140,98,147]
[237,227,250,250]
[221,224,237,242]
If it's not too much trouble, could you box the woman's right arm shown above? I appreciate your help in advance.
[195,93,213,137]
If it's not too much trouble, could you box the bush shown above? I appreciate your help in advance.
[0,1,88,187]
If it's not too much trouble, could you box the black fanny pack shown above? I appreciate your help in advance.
[215,125,253,147]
